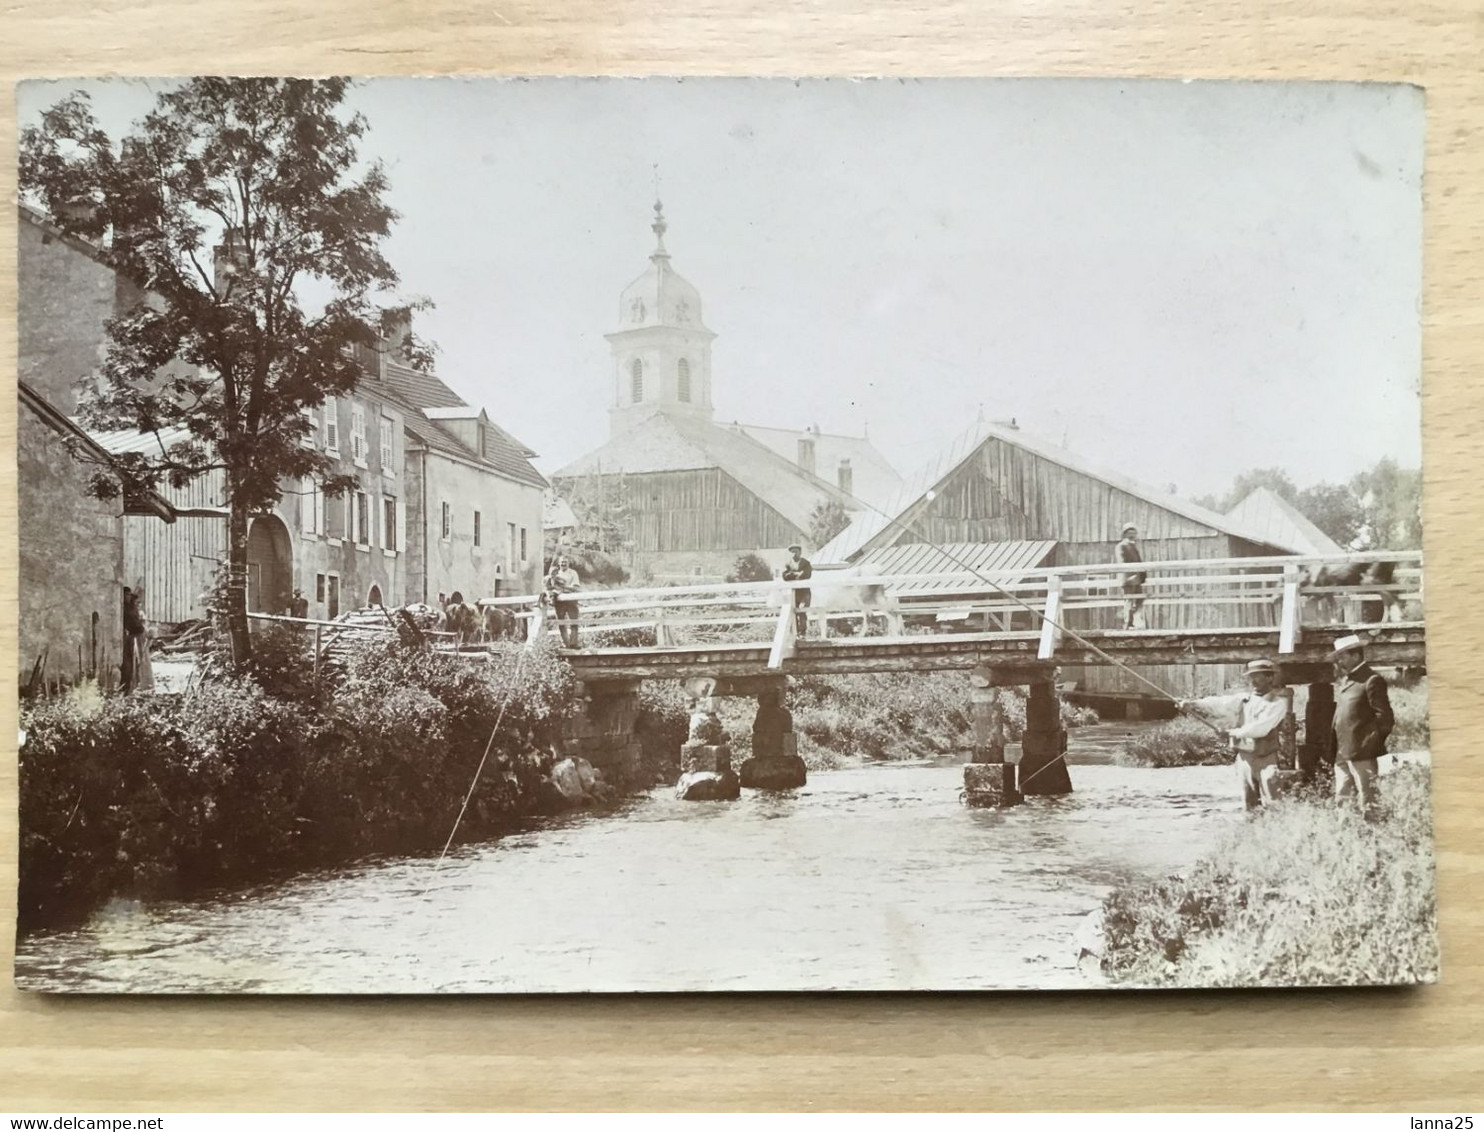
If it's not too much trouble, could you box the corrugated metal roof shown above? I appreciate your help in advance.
[1224,486,1345,556]
[90,424,199,457]
[857,540,1058,594]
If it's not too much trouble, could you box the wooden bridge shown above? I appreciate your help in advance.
[487,550,1426,682]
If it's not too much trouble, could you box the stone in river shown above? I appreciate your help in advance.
[738,754,807,790]
[674,770,741,801]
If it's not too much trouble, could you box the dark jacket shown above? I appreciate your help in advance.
[1116,539,1146,589]
[782,555,812,606]
[1333,662,1393,762]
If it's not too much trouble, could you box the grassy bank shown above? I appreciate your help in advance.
[1113,716,1231,768]
[17,631,674,930]
[1098,764,1438,987]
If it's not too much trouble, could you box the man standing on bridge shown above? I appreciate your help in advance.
[545,555,582,648]
[782,544,813,639]
[1331,634,1393,820]
[1179,658,1289,811]
[1116,523,1147,629]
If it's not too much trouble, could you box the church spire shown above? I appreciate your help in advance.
[650,199,670,264]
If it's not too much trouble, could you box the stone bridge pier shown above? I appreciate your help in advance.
[962,665,1072,807]
[673,675,807,800]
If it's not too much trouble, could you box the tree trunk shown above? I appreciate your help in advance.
[226,497,253,665]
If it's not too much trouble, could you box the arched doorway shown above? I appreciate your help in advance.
[246,515,293,614]
[368,584,383,607]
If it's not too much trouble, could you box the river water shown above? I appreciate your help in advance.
[15,725,1241,993]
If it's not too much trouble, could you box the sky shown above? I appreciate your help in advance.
[18,77,1424,500]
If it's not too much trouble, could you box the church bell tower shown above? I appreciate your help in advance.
[606,201,716,437]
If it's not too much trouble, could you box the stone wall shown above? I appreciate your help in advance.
[557,680,646,786]
[18,403,126,686]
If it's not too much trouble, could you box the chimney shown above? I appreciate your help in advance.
[382,306,414,366]
[837,457,853,497]
[212,229,248,295]
[796,434,817,476]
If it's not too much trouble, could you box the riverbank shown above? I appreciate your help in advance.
[17,632,678,931]
[1096,758,1438,987]
[16,759,1239,993]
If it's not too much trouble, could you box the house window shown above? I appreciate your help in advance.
[323,396,339,453]
[300,477,317,536]
[316,573,326,602]
[380,415,395,475]
[630,358,644,402]
[508,523,517,574]
[520,527,528,561]
[301,406,317,449]
[678,358,691,403]
[383,496,397,552]
[327,491,347,540]
[351,403,368,465]
[441,501,451,541]
[355,490,370,545]
[474,510,482,548]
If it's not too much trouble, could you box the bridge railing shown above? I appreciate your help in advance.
[481,549,1423,665]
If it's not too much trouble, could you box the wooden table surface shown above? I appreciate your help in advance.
[2,0,1481,1112]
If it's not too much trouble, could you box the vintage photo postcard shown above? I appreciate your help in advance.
[12,76,1432,993]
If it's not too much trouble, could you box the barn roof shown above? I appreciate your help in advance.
[727,423,903,511]
[856,540,1059,594]
[553,411,856,534]
[1224,486,1345,556]
[817,418,1294,564]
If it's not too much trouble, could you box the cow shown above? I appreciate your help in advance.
[1296,560,1404,625]
[768,567,902,639]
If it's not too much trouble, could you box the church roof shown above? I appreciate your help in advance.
[553,412,854,534]
[728,422,903,512]
[817,418,1294,564]
[1224,486,1345,556]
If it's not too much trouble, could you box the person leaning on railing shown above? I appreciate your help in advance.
[545,555,582,648]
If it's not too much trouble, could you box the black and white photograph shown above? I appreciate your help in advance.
[13,76,1433,993]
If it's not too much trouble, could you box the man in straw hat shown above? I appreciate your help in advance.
[1180,658,1290,811]
[1330,634,1393,819]
[1115,523,1147,629]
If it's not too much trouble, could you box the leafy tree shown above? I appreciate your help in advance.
[1221,467,1299,511]
[1351,459,1423,550]
[1295,482,1365,549]
[20,79,428,664]
[727,552,773,583]
[808,499,851,548]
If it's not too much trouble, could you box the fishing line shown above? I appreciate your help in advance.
[430,634,532,873]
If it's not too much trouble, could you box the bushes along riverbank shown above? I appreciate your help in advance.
[1098,763,1438,987]
[18,632,682,930]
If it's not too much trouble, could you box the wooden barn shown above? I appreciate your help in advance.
[554,411,859,582]
[817,419,1307,700]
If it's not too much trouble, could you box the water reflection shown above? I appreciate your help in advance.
[16,737,1240,993]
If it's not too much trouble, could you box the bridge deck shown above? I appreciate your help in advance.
[562,623,1427,680]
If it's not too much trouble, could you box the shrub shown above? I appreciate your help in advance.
[1113,715,1231,768]
[17,636,579,928]
[1100,765,1438,987]
[727,553,774,583]
[1387,679,1429,752]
